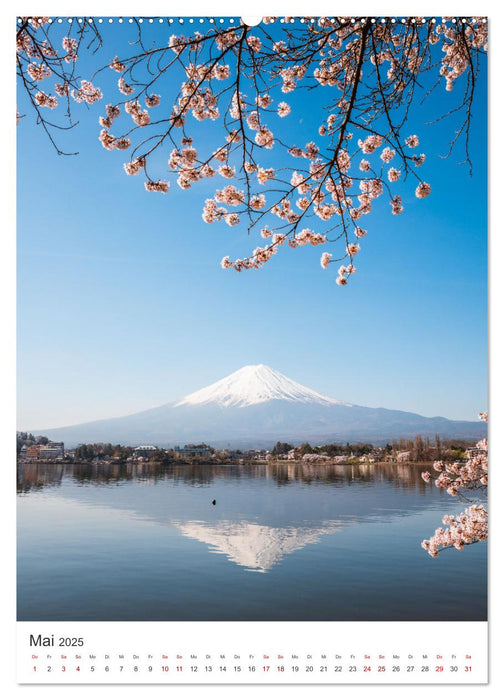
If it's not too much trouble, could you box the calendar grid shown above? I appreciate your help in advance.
[17,621,488,684]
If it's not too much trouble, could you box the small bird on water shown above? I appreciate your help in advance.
[211,499,216,505]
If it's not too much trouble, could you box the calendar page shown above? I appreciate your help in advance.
[15,6,488,687]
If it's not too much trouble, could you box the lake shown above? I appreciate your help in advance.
[17,461,487,621]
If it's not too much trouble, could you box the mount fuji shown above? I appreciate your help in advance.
[36,364,486,447]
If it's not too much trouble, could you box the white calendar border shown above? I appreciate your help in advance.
[4,0,501,697]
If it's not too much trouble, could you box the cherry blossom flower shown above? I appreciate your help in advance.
[358,134,383,154]
[320,252,332,269]
[144,180,169,193]
[380,147,396,163]
[405,134,420,148]
[247,35,262,52]
[35,91,58,109]
[391,195,404,215]
[145,94,161,108]
[415,182,432,198]
[218,164,235,179]
[124,157,146,175]
[27,62,51,82]
[277,102,291,117]
[225,213,240,226]
[118,77,134,95]
[250,194,266,210]
[388,167,401,182]
[110,55,127,72]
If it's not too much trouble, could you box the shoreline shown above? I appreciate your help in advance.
[17,459,436,468]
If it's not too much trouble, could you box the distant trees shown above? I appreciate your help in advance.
[267,435,478,463]
[16,432,49,454]
[319,441,374,457]
[271,441,294,456]
[74,443,134,462]
[390,434,472,461]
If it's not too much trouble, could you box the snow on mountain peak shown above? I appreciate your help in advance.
[174,364,348,408]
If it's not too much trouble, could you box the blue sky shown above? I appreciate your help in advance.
[17,18,487,430]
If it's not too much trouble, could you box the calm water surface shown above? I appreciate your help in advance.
[17,462,487,621]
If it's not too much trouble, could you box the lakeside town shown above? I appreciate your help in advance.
[16,432,483,467]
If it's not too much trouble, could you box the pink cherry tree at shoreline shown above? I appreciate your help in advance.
[17,15,487,285]
[420,412,488,557]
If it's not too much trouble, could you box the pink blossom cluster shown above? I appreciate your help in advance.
[358,134,383,154]
[335,263,357,285]
[256,94,272,108]
[125,100,150,126]
[99,104,121,129]
[71,80,103,105]
[176,82,219,122]
[26,62,52,82]
[421,443,487,497]
[212,64,231,80]
[257,167,276,185]
[250,194,266,210]
[277,102,291,117]
[247,36,262,53]
[279,65,307,93]
[412,154,426,167]
[203,199,227,224]
[168,35,188,55]
[391,195,404,214]
[118,77,135,95]
[405,134,420,148]
[62,36,78,62]
[35,91,58,109]
[124,156,146,175]
[437,21,488,91]
[55,82,69,96]
[421,411,487,557]
[388,167,401,182]
[144,180,169,193]
[214,185,244,206]
[99,129,130,151]
[215,31,239,51]
[110,55,127,72]
[145,94,161,108]
[320,252,332,269]
[84,18,486,284]
[380,147,395,163]
[415,182,432,199]
[421,505,488,557]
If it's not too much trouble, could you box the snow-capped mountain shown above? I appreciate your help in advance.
[35,364,486,447]
[175,364,350,408]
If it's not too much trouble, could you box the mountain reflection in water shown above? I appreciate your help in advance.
[17,461,487,621]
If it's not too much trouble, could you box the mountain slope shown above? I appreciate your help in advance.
[34,365,486,447]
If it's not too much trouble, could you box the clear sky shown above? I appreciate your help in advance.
[16,17,487,430]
